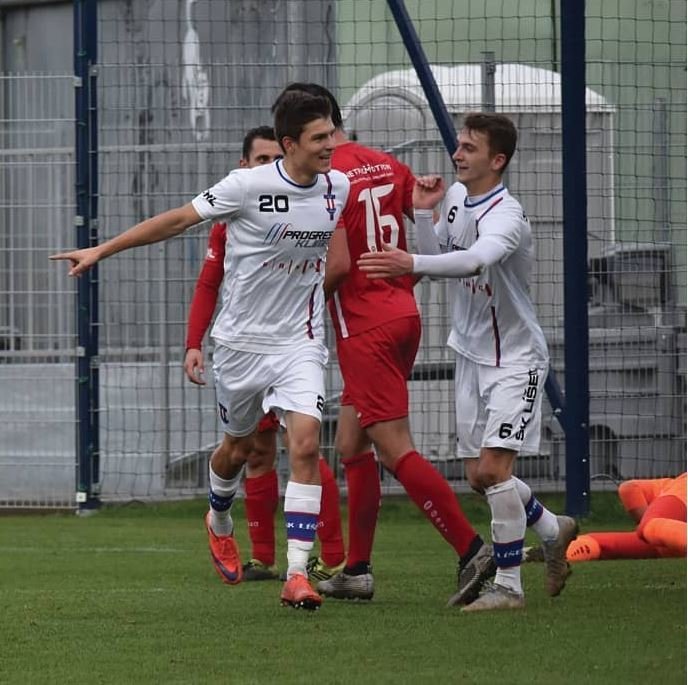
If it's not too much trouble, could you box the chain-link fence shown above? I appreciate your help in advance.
[0,0,685,507]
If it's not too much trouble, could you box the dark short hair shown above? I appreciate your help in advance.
[272,82,342,129]
[463,112,518,173]
[241,125,276,160]
[272,90,332,151]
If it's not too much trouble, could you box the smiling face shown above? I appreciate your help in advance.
[282,116,336,180]
[452,127,507,195]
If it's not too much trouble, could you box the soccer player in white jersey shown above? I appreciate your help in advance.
[358,112,578,611]
[184,126,345,585]
[52,90,350,611]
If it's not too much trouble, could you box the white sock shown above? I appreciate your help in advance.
[284,481,322,578]
[511,476,560,542]
[485,479,526,595]
[208,464,243,536]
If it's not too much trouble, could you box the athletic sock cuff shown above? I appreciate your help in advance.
[341,451,376,468]
[391,450,419,477]
[244,469,278,495]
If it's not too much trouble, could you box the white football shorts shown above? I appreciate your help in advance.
[212,342,328,437]
[454,352,547,458]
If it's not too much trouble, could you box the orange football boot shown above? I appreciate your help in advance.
[280,573,322,611]
[205,512,242,585]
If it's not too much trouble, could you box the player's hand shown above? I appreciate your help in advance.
[357,242,414,279]
[413,175,445,210]
[184,348,206,385]
[49,246,102,277]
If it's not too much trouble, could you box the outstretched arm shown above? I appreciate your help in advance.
[50,202,202,276]
[357,236,508,280]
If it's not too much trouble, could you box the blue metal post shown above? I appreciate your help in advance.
[385,0,458,155]
[74,0,100,512]
[560,0,590,515]
[385,0,571,441]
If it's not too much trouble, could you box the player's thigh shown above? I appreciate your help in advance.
[212,345,269,436]
[335,404,371,458]
[454,354,485,459]
[336,316,420,429]
[481,364,547,454]
[263,345,327,424]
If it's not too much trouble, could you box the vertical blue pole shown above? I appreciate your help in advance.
[74,0,100,512]
[560,0,590,515]
[385,0,458,154]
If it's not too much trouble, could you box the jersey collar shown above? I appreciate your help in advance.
[464,184,505,208]
[276,159,319,189]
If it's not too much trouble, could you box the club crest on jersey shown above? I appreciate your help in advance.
[323,174,337,220]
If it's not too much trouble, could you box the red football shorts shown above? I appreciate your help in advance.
[337,315,421,428]
[257,410,280,433]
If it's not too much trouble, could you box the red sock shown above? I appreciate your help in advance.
[343,451,380,567]
[317,457,345,567]
[244,470,278,566]
[394,451,477,557]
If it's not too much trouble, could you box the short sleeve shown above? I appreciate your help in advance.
[191,169,246,221]
[433,182,466,248]
[395,159,415,215]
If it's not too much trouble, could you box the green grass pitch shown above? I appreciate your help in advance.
[1,494,684,684]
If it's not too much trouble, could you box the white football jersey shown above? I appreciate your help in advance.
[434,182,548,367]
[192,160,350,353]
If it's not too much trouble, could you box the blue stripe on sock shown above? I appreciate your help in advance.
[494,539,524,568]
[209,490,234,512]
[525,495,544,526]
[285,511,318,542]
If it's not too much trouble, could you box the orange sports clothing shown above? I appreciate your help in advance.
[636,475,686,553]
[567,473,686,562]
[338,316,421,428]
[661,472,687,503]
[566,531,676,562]
[642,518,687,555]
[618,473,686,513]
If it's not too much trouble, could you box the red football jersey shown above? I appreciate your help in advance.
[328,142,419,339]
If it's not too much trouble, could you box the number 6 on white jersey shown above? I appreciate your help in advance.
[358,183,399,251]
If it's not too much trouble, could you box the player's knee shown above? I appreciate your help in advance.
[245,447,275,472]
[334,432,355,459]
[288,433,319,463]
[211,436,249,476]
[617,481,634,503]
[467,469,487,492]
[471,464,502,491]
[463,459,484,493]
[334,426,370,460]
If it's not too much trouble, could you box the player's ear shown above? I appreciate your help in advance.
[281,136,296,154]
[239,158,248,168]
[491,152,507,174]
